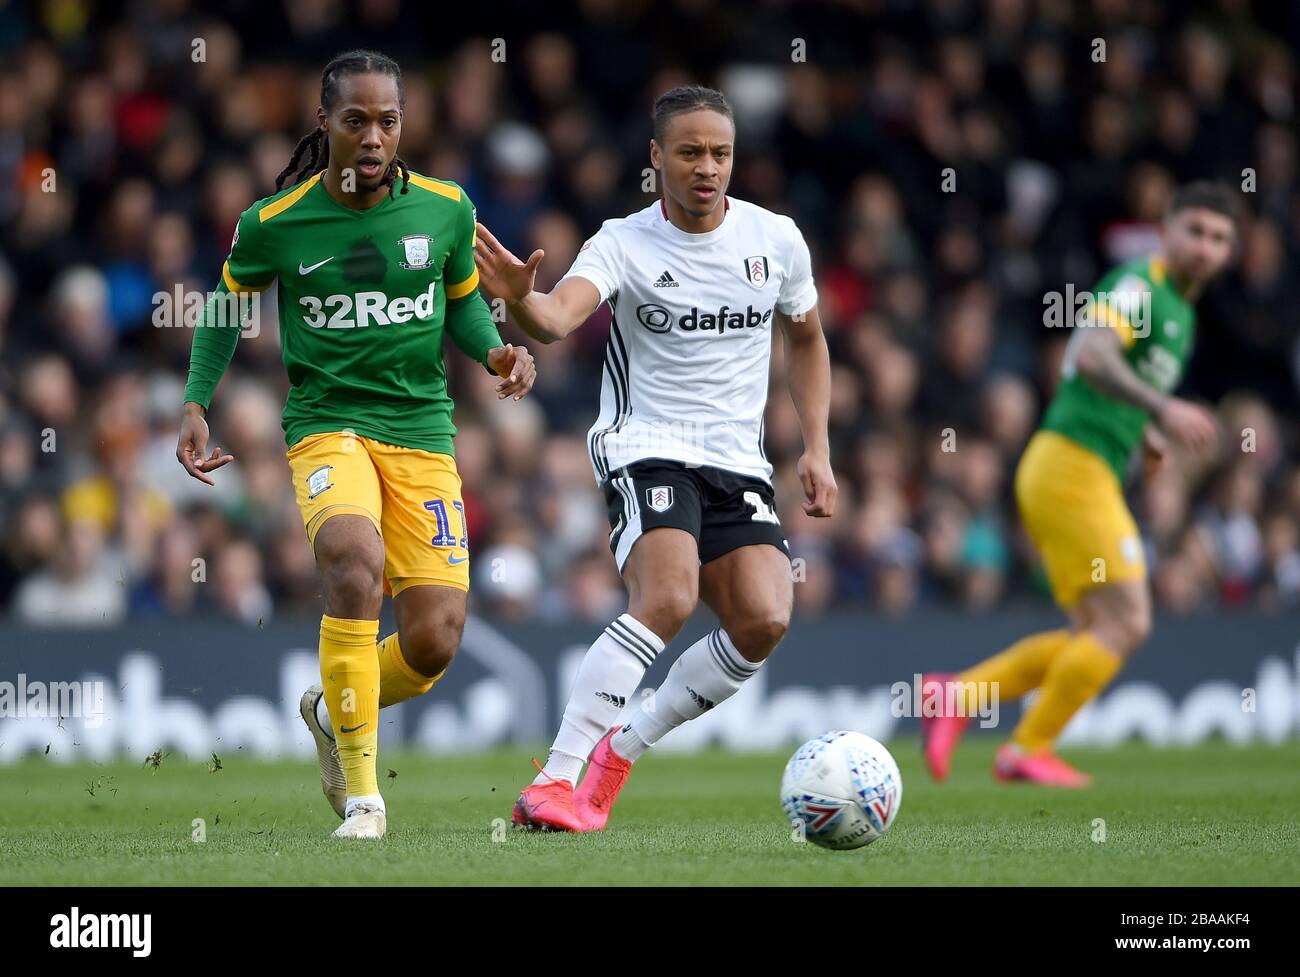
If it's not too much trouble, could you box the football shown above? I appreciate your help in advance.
[781,731,903,850]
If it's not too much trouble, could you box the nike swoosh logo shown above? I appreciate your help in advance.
[448,554,468,565]
[299,257,334,275]
[339,722,368,734]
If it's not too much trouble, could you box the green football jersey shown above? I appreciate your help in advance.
[190,170,499,455]
[1041,256,1197,480]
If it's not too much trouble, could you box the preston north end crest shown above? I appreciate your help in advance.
[399,234,433,270]
[744,255,769,288]
[307,465,334,499]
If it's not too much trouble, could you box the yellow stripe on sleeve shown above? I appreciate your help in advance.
[445,267,480,300]
[221,260,271,294]
[259,172,323,223]
[1097,301,1137,349]
[406,173,462,201]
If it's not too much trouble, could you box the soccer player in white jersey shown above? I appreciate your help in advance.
[474,86,836,831]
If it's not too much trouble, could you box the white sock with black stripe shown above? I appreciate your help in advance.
[612,628,761,762]
[536,613,664,786]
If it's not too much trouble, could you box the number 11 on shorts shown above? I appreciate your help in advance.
[424,498,468,549]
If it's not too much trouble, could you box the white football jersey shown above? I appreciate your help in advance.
[564,196,817,485]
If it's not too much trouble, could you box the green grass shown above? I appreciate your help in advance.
[2,740,1297,885]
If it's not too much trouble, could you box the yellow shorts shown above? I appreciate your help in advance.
[1015,430,1146,609]
[286,431,470,595]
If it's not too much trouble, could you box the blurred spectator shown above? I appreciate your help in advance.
[212,537,273,626]
[0,2,1297,627]
[13,517,126,627]
[475,542,543,620]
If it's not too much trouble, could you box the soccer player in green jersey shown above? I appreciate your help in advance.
[922,182,1236,787]
[175,50,536,838]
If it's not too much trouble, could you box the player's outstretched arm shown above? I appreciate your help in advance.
[176,278,245,485]
[1141,423,1169,481]
[176,206,274,484]
[443,282,539,401]
[177,401,234,486]
[778,306,837,518]
[1074,327,1217,450]
[473,222,600,344]
[485,343,537,401]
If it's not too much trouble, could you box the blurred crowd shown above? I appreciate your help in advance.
[1,0,1298,628]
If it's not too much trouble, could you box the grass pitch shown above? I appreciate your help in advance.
[2,739,1296,886]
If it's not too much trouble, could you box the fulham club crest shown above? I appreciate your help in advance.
[743,255,769,288]
[399,234,433,269]
[646,485,674,512]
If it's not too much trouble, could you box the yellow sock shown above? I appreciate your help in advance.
[1012,632,1122,753]
[377,632,445,708]
[319,615,381,798]
[956,628,1071,713]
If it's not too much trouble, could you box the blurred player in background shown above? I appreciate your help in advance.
[176,50,536,838]
[475,85,836,831]
[922,182,1237,787]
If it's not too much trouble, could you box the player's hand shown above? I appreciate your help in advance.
[797,451,837,517]
[176,403,234,486]
[487,343,537,401]
[1157,397,1218,452]
[474,222,544,305]
[1142,424,1169,481]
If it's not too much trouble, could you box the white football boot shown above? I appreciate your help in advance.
[332,801,387,840]
[299,686,346,819]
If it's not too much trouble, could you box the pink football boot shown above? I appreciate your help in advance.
[512,764,586,832]
[994,742,1092,788]
[574,729,633,831]
[920,672,969,782]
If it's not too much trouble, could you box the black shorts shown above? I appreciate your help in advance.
[602,459,790,572]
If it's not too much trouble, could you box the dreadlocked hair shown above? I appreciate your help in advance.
[276,49,411,198]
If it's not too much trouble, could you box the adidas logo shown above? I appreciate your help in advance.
[653,271,680,287]
[595,691,627,708]
[686,686,715,711]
